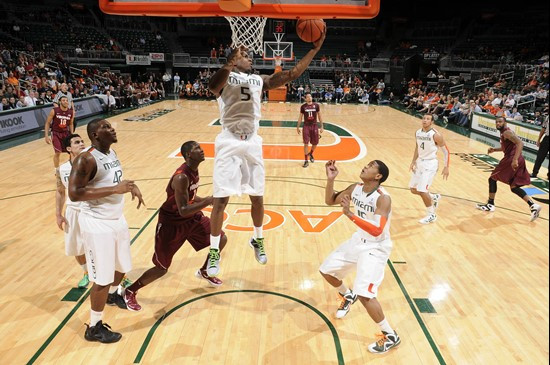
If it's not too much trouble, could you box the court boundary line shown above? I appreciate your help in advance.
[133,290,345,364]
[26,209,160,365]
[387,261,447,364]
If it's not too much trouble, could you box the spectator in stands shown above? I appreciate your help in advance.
[7,96,17,109]
[335,85,343,104]
[427,71,437,79]
[16,96,27,108]
[162,71,171,93]
[210,48,217,59]
[297,84,304,102]
[24,90,37,107]
[504,94,516,109]
[105,90,116,113]
[53,83,74,109]
[0,97,9,111]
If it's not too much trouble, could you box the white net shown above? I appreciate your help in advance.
[225,16,267,55]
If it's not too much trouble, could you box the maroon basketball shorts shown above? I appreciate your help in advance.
[302,123,319,145]
[52,130,70,153]
[152,213,224,270]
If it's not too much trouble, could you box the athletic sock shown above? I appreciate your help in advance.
[90,310,102,327]
[427,206,435,214]
[527,200,534,208]
[81,264,87,273]
[210,234,221,250]
[337,283,349,296]
[253,226,263,240]
[377,318,395,334]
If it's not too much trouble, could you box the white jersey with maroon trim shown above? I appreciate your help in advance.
[415,128,439,160]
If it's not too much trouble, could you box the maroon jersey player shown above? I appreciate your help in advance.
[476,116,542,221]
[45,96,74,167]
[123,141,227,312]
[297,93,324,168]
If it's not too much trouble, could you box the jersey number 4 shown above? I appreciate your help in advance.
[420,142,425,150]
[240,86,251,101]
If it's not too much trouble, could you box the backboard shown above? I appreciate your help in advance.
[99,0,380,19]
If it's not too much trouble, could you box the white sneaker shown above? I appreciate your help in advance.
[431,193,441,209]
[368,331,401,353]
[476,203,495,212]
[530,204,542,222]
[419,213,437,224]
[336,290,358,319]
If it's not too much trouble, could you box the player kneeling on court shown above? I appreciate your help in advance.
[320,160,401,354]
[123,141,227,312]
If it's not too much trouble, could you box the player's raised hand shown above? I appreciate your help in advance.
[313,28,326,50]
[326,160,339,180]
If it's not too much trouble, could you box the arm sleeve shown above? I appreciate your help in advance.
[347,214,388,237]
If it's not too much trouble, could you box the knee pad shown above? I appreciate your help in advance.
[489,178,497,193]
[511,186,527,199]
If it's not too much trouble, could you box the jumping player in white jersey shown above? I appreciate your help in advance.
[409,114,450,224]
[206,31,326,277]
[69,118,145,343]
[56,133,89,288]
[320,159,401,354]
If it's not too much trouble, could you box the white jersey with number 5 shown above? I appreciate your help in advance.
[218,71,263,135]
[80,147,124,220]
[415,128,438,160]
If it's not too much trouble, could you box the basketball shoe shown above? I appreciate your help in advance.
[250,238,267,264]
[77,273,89,289]
[419,213,437,224]
[530,204,542,222]
[303,161,309,168]
[430,193,441,209]
[207,248,221,277]
[195,268,223,287]
[336,290,358,319]
[123,289,142,312]
[476,203,495,212]
[367,331,401,353]
[309,152,315,163]
[85,321,122,343]
[106,292,127,309]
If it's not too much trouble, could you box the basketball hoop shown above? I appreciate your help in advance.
[225,16,267,55]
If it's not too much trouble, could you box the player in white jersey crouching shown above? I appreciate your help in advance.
[320,160,401,354]
[56,133,88,288]
[206,31,326,277]
[69,119,145,343]
[409,114,450,224]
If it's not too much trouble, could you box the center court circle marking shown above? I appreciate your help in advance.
[134,289,345,364]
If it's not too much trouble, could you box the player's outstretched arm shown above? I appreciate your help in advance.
[173,173,213,218]
[68,152,134,201]
[262,31,326,91]
[208,46,245,96]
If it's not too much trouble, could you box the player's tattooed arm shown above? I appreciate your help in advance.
[503,130,524,169]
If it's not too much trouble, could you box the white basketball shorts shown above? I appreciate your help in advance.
[409,158,439,193]
[79,213,132,286]
[64,205,84,256]
[319,234,392,299]
[213,129,265,198]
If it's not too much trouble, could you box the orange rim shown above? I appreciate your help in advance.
[98,0,380,19]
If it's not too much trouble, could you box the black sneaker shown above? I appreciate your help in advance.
[309,152,315,163]
[107,292,127,309]
[302,161,309,168]
[84,321,122,343]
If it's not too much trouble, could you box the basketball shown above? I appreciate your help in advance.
[296,19,326,43]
